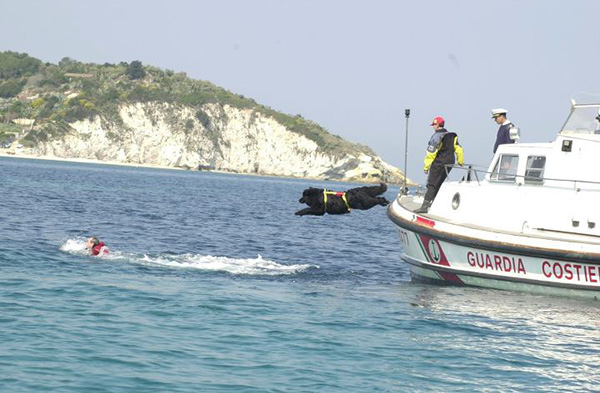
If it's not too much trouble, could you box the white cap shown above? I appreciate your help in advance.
[491,108,508,118]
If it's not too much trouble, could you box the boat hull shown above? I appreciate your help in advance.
[388,201,600,299]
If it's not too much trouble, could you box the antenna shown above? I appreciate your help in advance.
[402,109,410,195]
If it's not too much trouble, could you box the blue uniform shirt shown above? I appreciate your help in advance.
[493,122,515,153]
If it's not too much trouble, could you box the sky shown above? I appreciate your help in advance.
[2,0,600,183]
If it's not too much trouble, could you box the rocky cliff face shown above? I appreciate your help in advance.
[33,102,408,184]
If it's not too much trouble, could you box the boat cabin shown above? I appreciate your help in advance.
[488,102,600,186]
[428,101,600,240]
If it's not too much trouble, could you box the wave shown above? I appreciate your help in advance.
[60,237,317,276]
[60,238,90,255]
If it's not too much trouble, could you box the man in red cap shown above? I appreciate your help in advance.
[415,116,464,213]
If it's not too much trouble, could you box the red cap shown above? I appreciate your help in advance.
[430,116,445,127]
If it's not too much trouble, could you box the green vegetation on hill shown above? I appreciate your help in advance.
[0,122,21,146]
[0,51,375,157]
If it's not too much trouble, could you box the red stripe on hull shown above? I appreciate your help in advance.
[438,271,464,284]
[416,216,435,227]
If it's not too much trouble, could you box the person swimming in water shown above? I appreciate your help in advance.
[86,236,109,256]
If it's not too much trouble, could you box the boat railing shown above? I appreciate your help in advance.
[443,164,484,184]
[397,164,600,201]
[444,164,600,190]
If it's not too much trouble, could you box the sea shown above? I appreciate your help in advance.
[1,156,599,393]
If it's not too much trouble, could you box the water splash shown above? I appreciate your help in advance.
[60,237,89,255]
[138,253,315,275]
[60,238,317,275]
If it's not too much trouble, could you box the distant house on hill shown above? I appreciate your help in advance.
[64,73,94,79]
[11,118,35,137]
[12,118,35,127]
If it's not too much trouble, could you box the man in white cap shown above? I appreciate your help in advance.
[491,108,519,153]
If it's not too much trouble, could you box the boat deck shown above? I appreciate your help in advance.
[399,198,422,212]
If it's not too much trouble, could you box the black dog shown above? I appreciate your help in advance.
[295,183,389,216]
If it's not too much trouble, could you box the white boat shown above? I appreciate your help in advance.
[388,100,600,299]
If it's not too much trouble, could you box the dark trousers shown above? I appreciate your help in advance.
[424,164,451,202]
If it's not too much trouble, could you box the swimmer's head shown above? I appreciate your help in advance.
[86,236,100,249]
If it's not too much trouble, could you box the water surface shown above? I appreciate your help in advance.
[1,157,599,392]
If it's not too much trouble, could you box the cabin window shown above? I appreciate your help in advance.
[491,154,518,182]
[561,105,600,135]
[525,156,546,184]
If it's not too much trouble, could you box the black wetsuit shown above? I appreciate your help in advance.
[424,131,461,203]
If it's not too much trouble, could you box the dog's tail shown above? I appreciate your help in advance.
[368,182,387,196]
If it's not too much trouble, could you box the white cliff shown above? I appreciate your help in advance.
[32,102,409,184]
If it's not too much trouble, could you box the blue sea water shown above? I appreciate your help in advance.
[1,156,599,393]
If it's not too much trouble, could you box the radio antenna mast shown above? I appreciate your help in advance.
[402,109,410,195]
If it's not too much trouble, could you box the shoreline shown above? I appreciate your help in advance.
[0,150,411,186]
[0,150,187,171]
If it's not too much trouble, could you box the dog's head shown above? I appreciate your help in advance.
[299,187,323,205]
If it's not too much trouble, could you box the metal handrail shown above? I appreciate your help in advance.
[443,164,482,185]
[397,163,600,201]
[443,163,600,189]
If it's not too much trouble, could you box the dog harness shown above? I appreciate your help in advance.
[323,189,351,212]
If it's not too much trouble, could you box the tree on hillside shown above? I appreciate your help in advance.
[58,57,76,68]
[58,57,85,73]
[0,79,25,98]
[126,61,145,80]
[0,51,42,79]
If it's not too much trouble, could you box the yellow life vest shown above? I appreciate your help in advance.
[323,189,351,212]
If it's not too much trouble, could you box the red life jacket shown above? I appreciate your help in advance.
[92,242,109,256]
